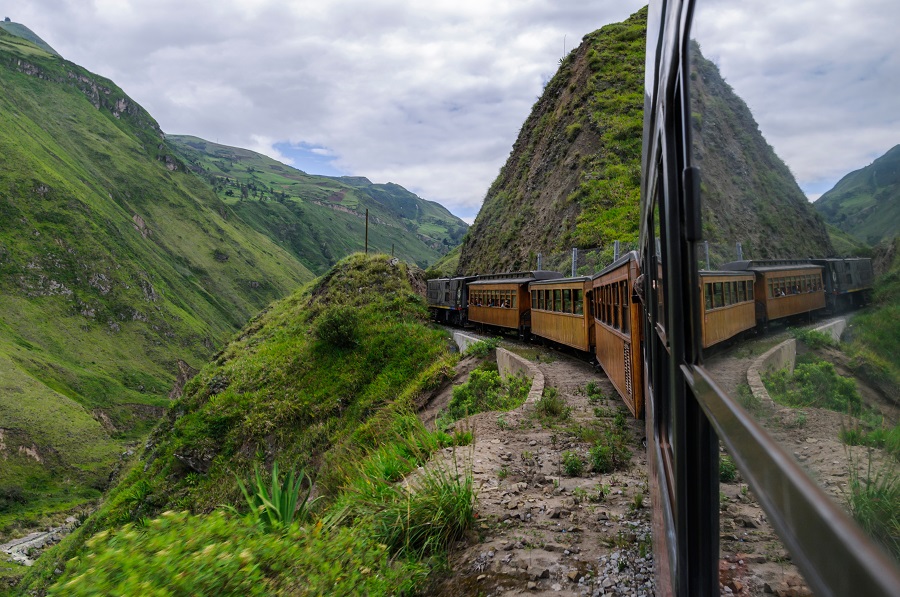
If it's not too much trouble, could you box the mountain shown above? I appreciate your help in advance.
[0,27,314,536]
[168,135,469,274]
[0,20,59,56]
[814,145,900,246]
[457,8,832,275]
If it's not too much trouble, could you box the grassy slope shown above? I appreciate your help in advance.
[168,135,468,273]
[826,223,872,258]
[849,237,900,401]
[0,21,59,56]
[0,29,313,535]
[18,253,459,594]
[814,145,900,246]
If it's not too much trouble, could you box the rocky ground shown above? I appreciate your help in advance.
[424,320,896,596]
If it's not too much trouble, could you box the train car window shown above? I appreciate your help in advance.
[713,282,723,308]
[737,281,745,302]
[612,285,620,329]
[553,289,561,312]
[621,282,630,334]
[705,283,713,311]
[574,290,583,315]
[531,290,537,308]
[511,292,517,309]
[563,289,572,313]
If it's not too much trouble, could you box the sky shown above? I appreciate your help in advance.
[4,1,898,221]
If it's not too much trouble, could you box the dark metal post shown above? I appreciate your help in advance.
[571,248,577,277]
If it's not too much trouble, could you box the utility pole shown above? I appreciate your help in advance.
[704,241,710,270]
[736,242,743,261]
[613,240,620,261]
[571,247,577,277]
[365,209,369,254]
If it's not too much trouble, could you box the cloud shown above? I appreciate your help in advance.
[8,1,898,221]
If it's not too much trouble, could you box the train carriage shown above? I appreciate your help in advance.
[467,271,562,336]
[723,261,825,324]
[591,252,644,418]
[528,276,593,352]
[698,271,757,348]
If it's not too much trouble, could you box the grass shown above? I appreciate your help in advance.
[436,366,529,429]
[790,327,837,350]
[533,386,570,423]
[846,450,900,561]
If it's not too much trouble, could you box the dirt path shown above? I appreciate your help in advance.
[425,342,654,596]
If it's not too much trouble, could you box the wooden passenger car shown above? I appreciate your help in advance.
[699,271,757,348]
[591,252,644,418]
[528,277,593,352]
[467,271,562,335]
[723,261,825,324]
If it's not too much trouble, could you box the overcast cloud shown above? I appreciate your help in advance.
[5,1,898,221]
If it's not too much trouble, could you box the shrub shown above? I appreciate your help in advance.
[535,386,570,421]
[562,451,584,476]
[764,360,862,414]
[440,369,528,425]
[847,454,899,561]
[719,454,737,483]
[314,305,359,349]
[589,423,632,473]
[841,424,900,459]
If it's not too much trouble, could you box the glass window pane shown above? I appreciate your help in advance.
[705,283,713,311]
[563,289,572,313]
[574,289,583,315]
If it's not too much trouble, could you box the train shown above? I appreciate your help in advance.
[426,254,872,418]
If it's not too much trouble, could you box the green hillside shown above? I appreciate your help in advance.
[814,145,900,246]
[0,20,59,56]
[0,27,313,538]
[168,135,468,274]
[458,8,832,274]
[19,254,466,595]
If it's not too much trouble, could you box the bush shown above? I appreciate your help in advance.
[535,386,570,421]
[52,511,426,596]
[562,451,584,476]
[315,305,359,349]
[589,428,632,474]
[440,369,529,425]
[0,485,26,512]
[764,360,862,414]
[719,454,737,483]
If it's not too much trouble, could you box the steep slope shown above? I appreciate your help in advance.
[814,145,900,246]
[690,45,834,264]
[168,135,469,273]
[0,28,312,533]
[458,8,832,274]
[19,254,460,594]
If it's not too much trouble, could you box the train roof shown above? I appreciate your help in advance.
[469,270,563,286]
[721,260,822,273]
[698,270,755,278]
[426,275,477,283]
[528,275,591,286]
[591,250,639,280]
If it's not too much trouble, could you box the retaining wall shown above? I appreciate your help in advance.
[450,332,545,405]
[814,319,846,343]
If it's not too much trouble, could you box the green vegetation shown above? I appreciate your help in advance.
[841,424,900,460]
[0,28,314,534]
[233,462,317,531]
[437,366,529,428]
[846,453,899,561]
[168,136,468,274]
[763,360,862,414]
[462,337,500,358]
[719,455,738,483]
[19,254,470,594]
[562,451,585,476]
[588,417,632,474]
[534,386,570,422]
[790,327,838,350]
[51,510,428,596]
[847,237,900,402]
[815,145,900,246]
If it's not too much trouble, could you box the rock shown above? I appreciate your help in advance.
[527,581,537,590]
[567,570,579,582]
[477,574,486,581]
[551,583,562,591]
[534,568,550,580]
[728,580,743,592]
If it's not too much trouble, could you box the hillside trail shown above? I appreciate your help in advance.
[425,344,655,596]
